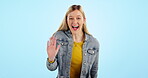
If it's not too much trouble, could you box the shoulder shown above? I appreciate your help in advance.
[88,35,100,49]
[53,30,64,36]
[52,31,66,39]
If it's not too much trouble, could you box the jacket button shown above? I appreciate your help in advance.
[82,70,86,75]
[92,51,94,54]
[61,43,64,45]
[84,62,86,65]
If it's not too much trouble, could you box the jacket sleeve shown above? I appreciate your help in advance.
[46,32,60,71]
[90,52,99,78]
[90,38,100,78]
[46,57,58,71]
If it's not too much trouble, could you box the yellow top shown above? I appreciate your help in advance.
[70,41,83,78]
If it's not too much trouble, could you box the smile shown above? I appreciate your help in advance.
[72,26,79,31]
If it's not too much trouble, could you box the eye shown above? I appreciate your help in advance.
[77,17,81,20]
[69,18,74,20]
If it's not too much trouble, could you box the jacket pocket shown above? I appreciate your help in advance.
[87,48,98,55]
[87,48,98,65]
[57,38,68,46]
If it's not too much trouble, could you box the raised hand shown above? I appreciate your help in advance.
[47,37,60,61]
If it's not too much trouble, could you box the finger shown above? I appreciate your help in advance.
[53,37,56,47]
[50,37,53,41]
[47,41,49,47]
[56,45,61,52]
[50,37,53,46]
[52,37,55,46]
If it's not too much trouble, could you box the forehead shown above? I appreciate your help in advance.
[68,10,83,17]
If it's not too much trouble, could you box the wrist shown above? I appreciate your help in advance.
[48,57,55,62]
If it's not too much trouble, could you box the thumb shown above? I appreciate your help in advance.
[56,45,61,53]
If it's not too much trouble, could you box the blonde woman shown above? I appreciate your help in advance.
[46,5,100,78]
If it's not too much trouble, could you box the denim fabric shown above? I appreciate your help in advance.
[46,30,100,78]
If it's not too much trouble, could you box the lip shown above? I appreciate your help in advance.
[72,26,79,31]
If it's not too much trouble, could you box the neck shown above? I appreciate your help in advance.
[72,31,85,42]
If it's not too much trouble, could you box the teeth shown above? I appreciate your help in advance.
[72,26,79,27]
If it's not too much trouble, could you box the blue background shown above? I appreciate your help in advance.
[0,0,148,78]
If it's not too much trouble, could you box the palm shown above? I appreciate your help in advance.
[47,37,60,61]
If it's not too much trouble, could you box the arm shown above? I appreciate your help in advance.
[46,34,60,71]
[90,38,100,78]
[90,52,99,78]
[46,57,58,71]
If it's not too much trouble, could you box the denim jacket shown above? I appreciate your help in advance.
[46,30,100,78]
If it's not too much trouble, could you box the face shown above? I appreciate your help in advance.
[67,10,85,34]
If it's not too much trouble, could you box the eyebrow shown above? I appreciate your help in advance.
[69,15,81,17]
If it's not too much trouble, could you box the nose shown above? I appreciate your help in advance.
[72,18,78,24]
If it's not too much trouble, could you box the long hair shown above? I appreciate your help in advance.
[57,5,91,35]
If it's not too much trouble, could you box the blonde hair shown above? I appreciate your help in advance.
[57,5,91,35]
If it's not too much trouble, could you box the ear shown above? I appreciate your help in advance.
[84,18,86,22]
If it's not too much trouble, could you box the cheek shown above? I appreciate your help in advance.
[79,21,84,28]
[79,20,84,26]
[67,19,72,24]
[67,20,71,26]
[80,19,84,24]
[67,21,72,29]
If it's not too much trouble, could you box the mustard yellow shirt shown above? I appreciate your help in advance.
[70,41,83,78]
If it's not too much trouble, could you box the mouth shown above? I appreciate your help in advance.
[72,26,79,31]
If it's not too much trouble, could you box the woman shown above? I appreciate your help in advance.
[46,5,100,78]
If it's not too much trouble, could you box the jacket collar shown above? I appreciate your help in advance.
[64,30,90,42]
